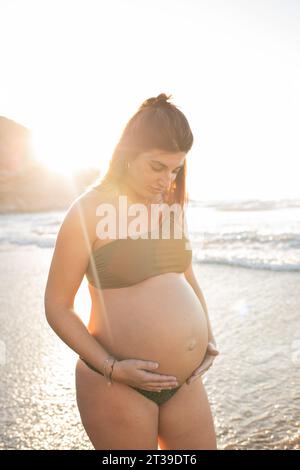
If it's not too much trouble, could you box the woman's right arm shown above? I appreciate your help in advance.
[44,190,179,390]
[44,192,111,375]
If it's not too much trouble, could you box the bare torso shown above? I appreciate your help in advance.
[85,189,209,385]
[87,275,208,386]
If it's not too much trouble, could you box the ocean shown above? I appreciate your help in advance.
[1,198,300,272]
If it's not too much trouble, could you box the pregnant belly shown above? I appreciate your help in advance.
[88,273,209,385]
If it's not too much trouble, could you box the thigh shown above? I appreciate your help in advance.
[158,378,217,450]
[75,358,159,450]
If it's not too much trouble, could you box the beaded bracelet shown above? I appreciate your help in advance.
[103,356,116,385]
[103,356,113,379]
[108,359,117,384]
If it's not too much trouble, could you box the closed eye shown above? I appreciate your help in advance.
[150,166,164,173]
[150,165,182,174]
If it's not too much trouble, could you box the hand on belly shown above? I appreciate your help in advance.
[91,273,209,385]
[100,318,209,386]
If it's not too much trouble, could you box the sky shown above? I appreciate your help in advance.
[0,0,299,201]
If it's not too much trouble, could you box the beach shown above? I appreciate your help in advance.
[1,244,299,450]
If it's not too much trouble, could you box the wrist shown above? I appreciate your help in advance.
[103,356,115,383]
[106,357,124,385]
[111,360,120,380]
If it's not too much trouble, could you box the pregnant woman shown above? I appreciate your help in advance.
[44,93,219,450]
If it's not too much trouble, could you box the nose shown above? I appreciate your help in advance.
[157,170,174,189]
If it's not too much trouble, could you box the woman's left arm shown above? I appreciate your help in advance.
[184,262,216,346]
[184,262,219,383]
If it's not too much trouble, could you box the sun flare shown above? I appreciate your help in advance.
[30,118,113,179]
[31,127,84,176]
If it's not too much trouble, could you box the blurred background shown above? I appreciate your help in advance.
[0,0,299,450]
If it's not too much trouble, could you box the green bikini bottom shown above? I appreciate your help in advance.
[79,357,182,406]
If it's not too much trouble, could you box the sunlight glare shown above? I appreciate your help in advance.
[31,115,114,179]
[31,126,84,177]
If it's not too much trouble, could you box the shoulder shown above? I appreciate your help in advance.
[82,179,120,207]
[70,180,120,217]
[58,180,120,243]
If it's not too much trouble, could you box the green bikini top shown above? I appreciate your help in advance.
[86,210,192,289]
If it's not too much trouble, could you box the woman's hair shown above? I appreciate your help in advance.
[91,93,194,208]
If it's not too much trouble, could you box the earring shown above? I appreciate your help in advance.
[127,161,130,170]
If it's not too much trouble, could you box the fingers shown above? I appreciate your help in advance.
[136,361,180,390]
[200,362,213,374]
[145,381,179,391]
[186,368,209,385]
[207,343,220,356]
[186,360,215,384]
[146,375,179,386]
[142,371,179,389]
[195,356,213,373]
[198,360,214,375]
[143,370,178,380]
[138,361,160,371]
[189,349,218,379]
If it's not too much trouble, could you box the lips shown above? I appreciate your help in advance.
[149,186,165,193]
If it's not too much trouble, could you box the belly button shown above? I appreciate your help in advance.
[187,338,197,351]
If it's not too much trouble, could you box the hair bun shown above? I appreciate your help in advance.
[140,93,173,109]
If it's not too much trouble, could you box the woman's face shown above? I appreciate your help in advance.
[126,148,186,202]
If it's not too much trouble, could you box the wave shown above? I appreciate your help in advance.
[1,208,300,272]
[189,198,300,211]
[192,255,300,272]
